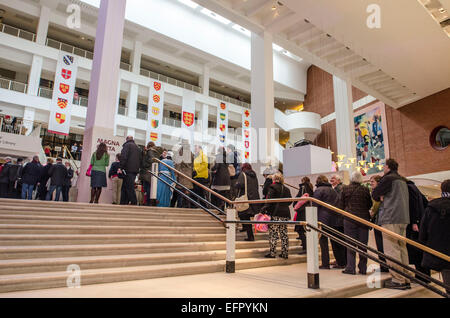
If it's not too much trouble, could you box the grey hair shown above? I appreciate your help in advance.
[332,174,341,181]
[350,171,364,184]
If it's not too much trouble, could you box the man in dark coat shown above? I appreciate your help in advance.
[14,158,24,199]
[6,159,21,198]
[46,158,67,201]
[235,163,260,241]
[37,158,53,200]
[119,136,142,205]
[337,171,373,275]
[0,157,13,198]
[406,180,430,282]
[20,155,42,200]
[210,147,231,211]
[419,179,450,294]
[313,175,347,269]
[62,161,74,202]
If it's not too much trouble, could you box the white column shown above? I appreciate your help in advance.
[126,83,138,119]
[201,104,209,133]
[126,127,136,138]
[23,107,36,136]
[333,76,356,169]
[130,40,142,75]
[27,55,43,96]
[251,31,277,176]
[77,0,127,203]
[225,208,236,273]
[36,6,51,45]
[199,65,210,95]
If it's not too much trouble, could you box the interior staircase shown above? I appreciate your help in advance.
[0,199,305,293]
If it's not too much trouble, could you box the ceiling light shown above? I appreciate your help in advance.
[178,0,199,9]
[232,24,251,36]
[200,8,231,25]
[272,44,283,52]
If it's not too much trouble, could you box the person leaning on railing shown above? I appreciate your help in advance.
[192,145,209,204]
[419,179,450,295]
[337,171,373,275]
[261,172,292,259]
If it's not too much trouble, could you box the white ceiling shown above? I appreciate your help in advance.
[195,0,450,108]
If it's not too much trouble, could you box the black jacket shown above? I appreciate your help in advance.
[292,182,314,221]
[337,182,373,227]
[263,182,292,219]
[120,140,142,174]
[21,161,43,185]
[39,163,53,184]
[419,197,450,271]
[64,168,74,187]
[0,162,12,184]
[6,164,20,183]
[48,163,68,186]
[211,153,231,187]
[262,177,273,198]
[109,162,123,179]
[235,170,260,216]
[313,182,342,227]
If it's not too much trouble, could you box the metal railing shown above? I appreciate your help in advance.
[162,117,182,128]
[154,158,450,297]
[46,38,94,60]
[140,68,202,94]
[0,78,28,94]
[0,23,36,42]
[136,110,148,120]
[118,106,128,116]
[63,145,80,171]
[0,117,38,136]
[209,91,250,109]
[38,87,53,99]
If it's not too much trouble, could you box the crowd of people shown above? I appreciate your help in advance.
[0,156,74,201]
[1,141,448,292]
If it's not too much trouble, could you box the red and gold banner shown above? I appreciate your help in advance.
[242,108,251,163]
[48,52,78,136]
[147,80,165,146]
[217,102,228,146]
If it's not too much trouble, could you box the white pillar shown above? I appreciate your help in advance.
[306,206,320,289]
[199,65,210,95]
[251,31,277,176]
[126,83,138,119]
[333,76,356,169]
[36,6,51,45]
[23,107,36,136]
[27,55,43,96]
[226,208,236,273]
[126,127,135,138]
[130,40,142,75]
[77,0,127,203]
[201,104,209,133]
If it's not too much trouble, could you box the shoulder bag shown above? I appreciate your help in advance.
[235,173,249,212]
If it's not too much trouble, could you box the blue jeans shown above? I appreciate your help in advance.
[21,184,34,200]
[46,185,62,201]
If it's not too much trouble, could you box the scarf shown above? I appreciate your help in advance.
[442,192,450,198]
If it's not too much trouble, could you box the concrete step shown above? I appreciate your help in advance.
[0,246,305,275]
[0,239,303,259]
[0,224,226,235]
[0,255,305,293]
[0,206,222,220]
[0,214,223,227]
[0,232,299,246]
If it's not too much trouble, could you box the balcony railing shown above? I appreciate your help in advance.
[162,117,182,128]
[136,110,148,120]
[37,87,53,99]
[118,106,128,116]
[0,117,38,136]
[209,91,250,109]
[0,23,36,42]
[0,78,28,94]
[73,96,89,107]
[140,68,202,94]
[46,38,94,60]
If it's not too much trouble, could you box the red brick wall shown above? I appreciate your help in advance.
[305,65,450,176]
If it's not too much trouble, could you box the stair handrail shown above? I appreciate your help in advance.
[63,145,79,171]
[152,157,450,263]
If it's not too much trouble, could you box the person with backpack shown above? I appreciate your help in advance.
[261,172,292,259]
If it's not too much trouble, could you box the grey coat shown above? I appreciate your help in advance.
[372,171,409,225]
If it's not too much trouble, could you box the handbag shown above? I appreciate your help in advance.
[254,213,271,233]
[294,193,310,211]
[235,173,249,212]
[86,164,93,177]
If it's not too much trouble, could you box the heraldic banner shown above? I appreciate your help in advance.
[217,102,228,147]
[242,108,251,163]
[181,90,196,144]
[147,80,165,146]
[48,52,78,136]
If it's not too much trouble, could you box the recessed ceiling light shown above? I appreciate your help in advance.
[201,8,231,25]
[178,0,198,9]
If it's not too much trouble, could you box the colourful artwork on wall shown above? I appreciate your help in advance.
[354,101,389,175]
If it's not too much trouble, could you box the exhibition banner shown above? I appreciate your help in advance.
[48,52,78,136]
[147,80,165,146]
[217,102,228,147]
[242,109,251,162]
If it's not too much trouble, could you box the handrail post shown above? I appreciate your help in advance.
[226,208,236,273]
[149,162,158,206]
[306,206,320,289]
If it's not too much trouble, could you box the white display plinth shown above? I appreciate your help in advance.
[283,145,332,177]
